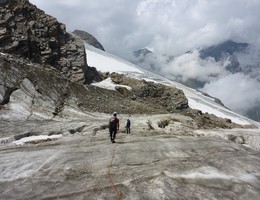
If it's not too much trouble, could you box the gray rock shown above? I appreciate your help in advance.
[73,29,105,51]
[0,0,101,84]
[115,86,130,96]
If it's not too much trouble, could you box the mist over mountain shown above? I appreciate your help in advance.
[200,40,249,61]
[131,40,260,122]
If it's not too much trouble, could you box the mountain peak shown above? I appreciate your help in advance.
[134,48,153,57]
[72,29,105,51]
[200,40,249,61]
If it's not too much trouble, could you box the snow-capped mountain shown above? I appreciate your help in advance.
[85,43,259,127]
[132,40,260,122]
[199,40,260,78]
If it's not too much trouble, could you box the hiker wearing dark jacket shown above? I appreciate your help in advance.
[126,119,131,134]
[109,112,119,143]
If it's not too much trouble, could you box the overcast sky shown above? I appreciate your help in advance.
[30,0,260,119]
[30,0,260,58]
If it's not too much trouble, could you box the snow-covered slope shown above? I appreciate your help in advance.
[85,43,260,127]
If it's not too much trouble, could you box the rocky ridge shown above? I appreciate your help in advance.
[0,0,101,84]
[0,52,251,130]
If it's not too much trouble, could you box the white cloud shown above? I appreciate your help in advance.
[135,50,231,83]
[202,73,260,114]
[161,50,229,82]
[30,0,260,58]
[135,49,260,117]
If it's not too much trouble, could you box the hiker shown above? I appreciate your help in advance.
[108,112,119,143]
[126,119,131,134]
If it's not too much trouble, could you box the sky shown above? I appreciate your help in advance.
[30,0,260,119]
[30,0,260,58]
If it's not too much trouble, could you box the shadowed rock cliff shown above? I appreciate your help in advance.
[0,0,101,84]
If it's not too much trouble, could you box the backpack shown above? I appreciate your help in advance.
[109,117,116,129]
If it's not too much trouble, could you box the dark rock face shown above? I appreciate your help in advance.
[199,40,249,74]
[84,66,103,84]
[199,40,249,62]
[0,0,8,5]
[0,0,101,84]
[72,29,105,51]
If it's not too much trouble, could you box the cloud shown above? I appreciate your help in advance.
[135,49,260,117]
[134,50,231,83]
[160,50,229,82]
[30,0,260,58]
[236,45,260,66]
[201,73,260,115]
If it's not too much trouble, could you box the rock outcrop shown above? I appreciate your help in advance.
[73,29,105,51]
[110,73,189,112]
[1,52,249,130]
[0,53,189,121]
[0,0,101,84]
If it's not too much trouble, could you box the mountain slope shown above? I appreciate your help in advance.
[1,2,260,199]
[131,40,260,122]
[85,43,259,127]
[199,40,260,121]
